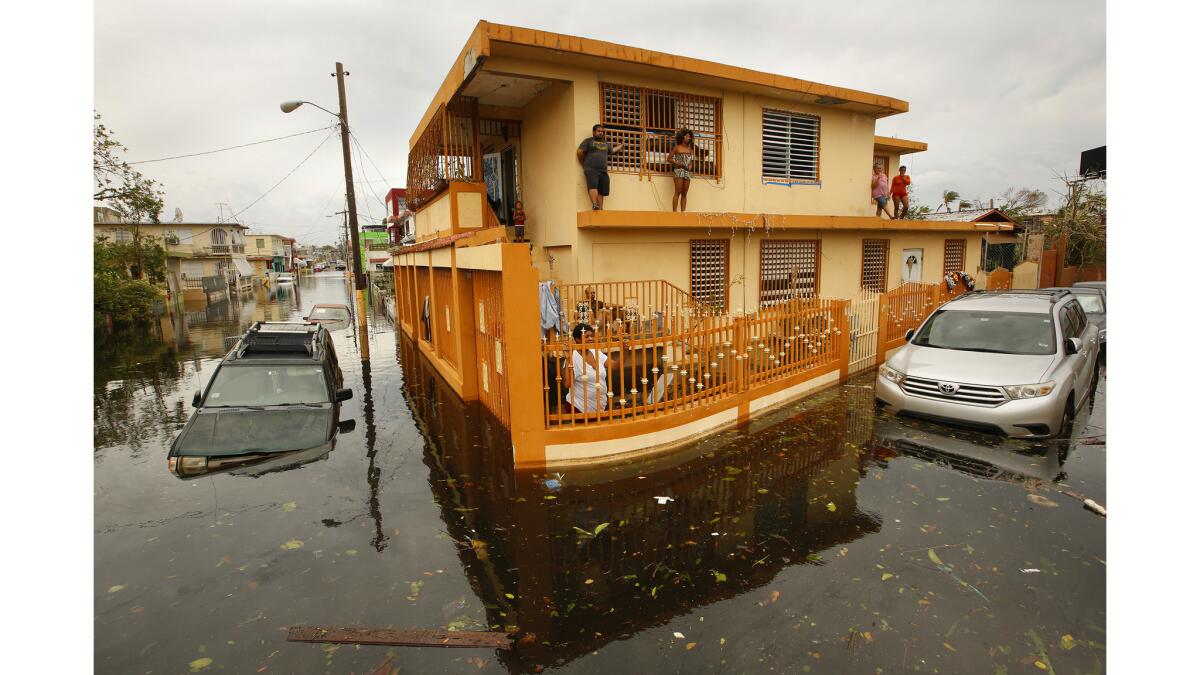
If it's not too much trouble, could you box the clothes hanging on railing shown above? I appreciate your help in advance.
[539,281,565,335]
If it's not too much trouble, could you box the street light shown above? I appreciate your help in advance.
[280,62,370,358]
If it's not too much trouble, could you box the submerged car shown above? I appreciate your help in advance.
[167,322,354,478]
[875,290,1100,438]
[305,303,353,330]
[277,273,295,284]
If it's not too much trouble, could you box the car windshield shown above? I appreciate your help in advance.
[912,310,1056,356]
[1073,294,1104,314]
[206,364,328,406]
[309,307,350,320]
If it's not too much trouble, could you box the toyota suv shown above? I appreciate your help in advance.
[167,321,354,477]
[875,290,1100,438]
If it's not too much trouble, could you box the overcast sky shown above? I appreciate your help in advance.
[94,0,1104,246]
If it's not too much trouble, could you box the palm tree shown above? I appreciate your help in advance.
[936,190,961,213]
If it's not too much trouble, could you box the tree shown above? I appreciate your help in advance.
[1044,175,1106,267]
[94,235,165,327]
[994,187,1047,219]
[94,112,165,223]
[936,190,962,213]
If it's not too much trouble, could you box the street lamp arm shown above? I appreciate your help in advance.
[280,100,343,121]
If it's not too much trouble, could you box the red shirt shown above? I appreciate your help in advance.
[891,175,911,197]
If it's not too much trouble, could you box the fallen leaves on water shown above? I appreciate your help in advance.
[770,590,780,603]
[280,540,304,550]
[282,501,297,512]
[1027,494,1059,508]
[943,642,957,652]
[544,495,557,500]
[1060,634,1077,651]
[345,549,357,556]
[928,549,945,566]
[673,631,686,639]
[188,657,213,672]
[686,642,697,650]
[712,571,727,583]
[107,585,126,594]
[826,502,837,512]
[881,573,894,581]
[757,488,769,494]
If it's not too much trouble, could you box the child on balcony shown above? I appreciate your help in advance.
[513,200,526,242]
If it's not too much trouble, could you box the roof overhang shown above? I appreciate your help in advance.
[411,20,910,149]
[578,210,1012,232]
[873,136,928,155]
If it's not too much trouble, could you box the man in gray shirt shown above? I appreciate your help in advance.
[577,124,625,210]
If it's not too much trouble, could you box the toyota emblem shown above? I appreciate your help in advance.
[938,382,959,395]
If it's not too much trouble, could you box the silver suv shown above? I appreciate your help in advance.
[875,290,1100,438]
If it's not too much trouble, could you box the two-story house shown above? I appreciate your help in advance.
[246,233,292,281]
[392,21,1012,468]
[94,206,255,300]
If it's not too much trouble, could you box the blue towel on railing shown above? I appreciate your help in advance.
[539,281,565,333]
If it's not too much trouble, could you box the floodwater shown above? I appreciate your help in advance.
[95,273,1106,673]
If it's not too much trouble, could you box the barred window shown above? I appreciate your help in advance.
[600,82,722,178]
[943,239,966,275]
[762,109,820,183]
[690,239,729,311]
[759,240,819,306]
[113,229,132,243]
[861,239,889,292]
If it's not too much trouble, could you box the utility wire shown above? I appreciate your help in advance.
[128,125,333,165]
[350,132,395,207]
[351,140,378,222]
[225,129,336,223]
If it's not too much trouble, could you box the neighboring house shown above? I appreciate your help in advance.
[361,226,392,272]
[923,208,1022,272]
[94,210,255,300]
[246,233,289,280]
[392,21,1014,467]
[385,188,415,245]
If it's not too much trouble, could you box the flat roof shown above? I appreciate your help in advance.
[412,20,910,149]
[873,135,928,154]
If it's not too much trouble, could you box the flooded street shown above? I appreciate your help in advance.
[95,274,1106,673]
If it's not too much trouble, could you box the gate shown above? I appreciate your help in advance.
[846,289,880,374]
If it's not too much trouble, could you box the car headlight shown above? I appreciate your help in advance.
[1003,382,1056,399]
[176,456,209,475]
[879,364,905,384]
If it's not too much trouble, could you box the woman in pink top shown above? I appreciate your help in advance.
[870,164,894,219]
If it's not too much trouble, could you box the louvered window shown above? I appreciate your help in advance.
[861,239,889,292]
[760,240,819,306]
[943,239,966,275]
[762,109,820,183]
[690,239,729,311]
[600,82,722,178]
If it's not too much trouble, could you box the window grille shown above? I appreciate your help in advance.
[762,109,820,183]
[113,229,131,243]
[211,228,227,245]
[690,239,729,311]
[943,239,965,275]
[861,239,889,292]
[600,82,722,178]
[759,240,819,305]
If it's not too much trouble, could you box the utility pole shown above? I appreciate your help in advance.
[333,62,369,348]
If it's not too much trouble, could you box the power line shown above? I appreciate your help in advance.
[350,132,395,206]
[128,125,333,165]
[225,129,337,223]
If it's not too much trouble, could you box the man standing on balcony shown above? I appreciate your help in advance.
[577,124,625,210]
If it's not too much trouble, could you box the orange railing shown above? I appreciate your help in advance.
[407,97,480,209]
[542,289,847,429]
[875,281,969,363]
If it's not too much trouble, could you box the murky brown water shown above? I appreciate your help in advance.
[94,273,1106,673]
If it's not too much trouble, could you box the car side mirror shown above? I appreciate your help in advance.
[192,391,201,408]
[904,328,915,341]
[1065,337,1082,355]
[335,388,354,402]
[338,419,357,434]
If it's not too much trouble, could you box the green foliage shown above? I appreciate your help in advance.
[94,235,166,326]
[1045,180,1106,267]
[94,111,165,223]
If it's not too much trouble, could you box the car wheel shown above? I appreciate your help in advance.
[1055,395,1076,439]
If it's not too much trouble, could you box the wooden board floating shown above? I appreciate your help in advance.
[287,626,513,650]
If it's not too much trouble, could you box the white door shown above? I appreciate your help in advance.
[901,249,923,284]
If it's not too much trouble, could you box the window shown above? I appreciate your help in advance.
[943,239,966,275]
[211,228,227,245]
[861,239,889,292]
[762,109,820,183]
[113,229,132,243]
[760,240,819,306]
[690,239,729,311]
[873,155,889,175]
[256,238,265,249]
[600,82,722,178]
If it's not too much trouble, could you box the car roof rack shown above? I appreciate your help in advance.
[234,321,320,356]
[950,289,1072,302]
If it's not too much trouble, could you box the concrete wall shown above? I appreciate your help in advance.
[519,81,578,248]
[415,191,452,240]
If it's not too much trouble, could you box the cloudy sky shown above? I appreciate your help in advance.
[94,0,1104,245]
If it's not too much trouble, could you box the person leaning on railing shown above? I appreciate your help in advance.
[563,322,630,414]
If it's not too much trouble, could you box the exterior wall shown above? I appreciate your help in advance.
[481,56,883,225]
[518,81,577,248]
[415,191,452,240]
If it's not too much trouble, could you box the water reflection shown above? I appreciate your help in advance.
[399,335,881,671]
[870,416,1068,483]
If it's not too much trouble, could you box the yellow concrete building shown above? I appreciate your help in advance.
[393,21,1011,468]
[93,208,255,299]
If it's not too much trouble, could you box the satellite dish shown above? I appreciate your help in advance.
[174,208,183,223]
